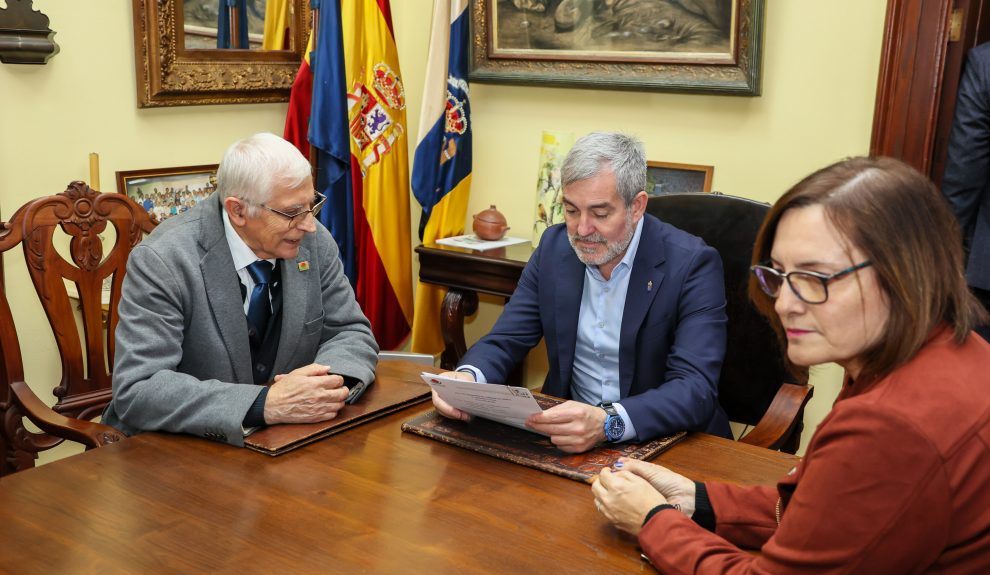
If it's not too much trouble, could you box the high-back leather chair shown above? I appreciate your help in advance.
[647,192,812,453]
[0,182,156,475]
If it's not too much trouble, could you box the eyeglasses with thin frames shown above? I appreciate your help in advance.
[247,192,326,227]
[750,261,873,304]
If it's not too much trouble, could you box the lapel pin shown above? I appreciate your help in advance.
[298,260,310,272]
[647,280,653,292]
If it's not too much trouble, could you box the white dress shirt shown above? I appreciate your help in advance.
[222,209,276,312]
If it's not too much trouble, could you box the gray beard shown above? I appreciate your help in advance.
[568,211,635,267]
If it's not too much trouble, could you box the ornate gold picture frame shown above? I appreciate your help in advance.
[131,0,309,107]
[470,0,764,95]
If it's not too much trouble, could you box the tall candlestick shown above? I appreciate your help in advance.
[89,152,100,191]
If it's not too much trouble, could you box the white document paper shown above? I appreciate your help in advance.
[420,372,546,434]
[435,234,529,251]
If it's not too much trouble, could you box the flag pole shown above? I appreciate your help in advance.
[308,2,320,177]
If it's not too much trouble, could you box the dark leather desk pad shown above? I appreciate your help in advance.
[246,374,431,456]
[402,393,686,483]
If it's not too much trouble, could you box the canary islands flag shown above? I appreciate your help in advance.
[410,0,473,354]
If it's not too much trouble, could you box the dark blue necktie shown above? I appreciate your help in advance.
[246,260,273,338]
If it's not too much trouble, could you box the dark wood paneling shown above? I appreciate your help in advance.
[871,0,953,174]
[872,0,990,184]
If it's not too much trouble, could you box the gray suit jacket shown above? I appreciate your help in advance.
[102,193,378,446]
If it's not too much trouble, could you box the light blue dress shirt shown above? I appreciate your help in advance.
[461,217,644,442]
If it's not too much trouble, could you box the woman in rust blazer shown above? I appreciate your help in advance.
[592,157,990,574]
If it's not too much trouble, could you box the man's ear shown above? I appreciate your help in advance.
[631,190,649,220]
[224,196,247,226]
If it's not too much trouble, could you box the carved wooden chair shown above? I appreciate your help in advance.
[647,192,813,454]
[0,182,156,475]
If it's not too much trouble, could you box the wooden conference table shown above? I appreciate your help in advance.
[0,362,797,574]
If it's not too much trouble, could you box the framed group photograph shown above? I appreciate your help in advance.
[116,164,219,223]
[470,0,764,94]
[646,161,714,196]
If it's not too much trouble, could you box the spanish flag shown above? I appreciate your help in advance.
[410,0,473,354]
[340,0,413,350]
[284,0,411,349]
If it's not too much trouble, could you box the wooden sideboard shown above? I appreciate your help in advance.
[415,242,533,370]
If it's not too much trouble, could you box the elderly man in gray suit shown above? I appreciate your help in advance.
[103,133,379,445]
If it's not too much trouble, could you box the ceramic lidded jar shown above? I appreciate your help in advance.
[472,205,510,241]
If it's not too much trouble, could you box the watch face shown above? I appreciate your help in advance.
[606,416,625,442]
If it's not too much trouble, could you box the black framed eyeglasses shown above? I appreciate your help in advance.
[256,192,326,226]
[750,261,873,304]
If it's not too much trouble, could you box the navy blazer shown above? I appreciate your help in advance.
[943,42,990,290]
[461,214,731,441]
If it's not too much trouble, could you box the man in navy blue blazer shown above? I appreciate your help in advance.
[433,132,731,453]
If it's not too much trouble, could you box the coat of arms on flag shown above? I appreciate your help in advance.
[446,91,468,136]
[347,63,407,175]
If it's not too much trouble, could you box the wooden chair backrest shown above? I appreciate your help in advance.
[0,182,156,474]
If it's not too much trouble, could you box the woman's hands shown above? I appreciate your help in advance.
[591,458,696,536]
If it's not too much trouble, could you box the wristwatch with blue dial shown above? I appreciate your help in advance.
[601,402,625,443]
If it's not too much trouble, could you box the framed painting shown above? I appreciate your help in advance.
[646,161,714,195]
[470,0,764,95]
[116,164,219,223]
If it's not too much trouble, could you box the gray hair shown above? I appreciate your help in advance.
[216,133,313,213]
[560,132,647,206]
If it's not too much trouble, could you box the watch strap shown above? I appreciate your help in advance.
[601,402,625,442]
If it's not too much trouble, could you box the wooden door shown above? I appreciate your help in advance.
[871,0,990,186]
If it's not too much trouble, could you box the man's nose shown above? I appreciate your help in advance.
[296,212,318,233]
[576,214,596,237]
